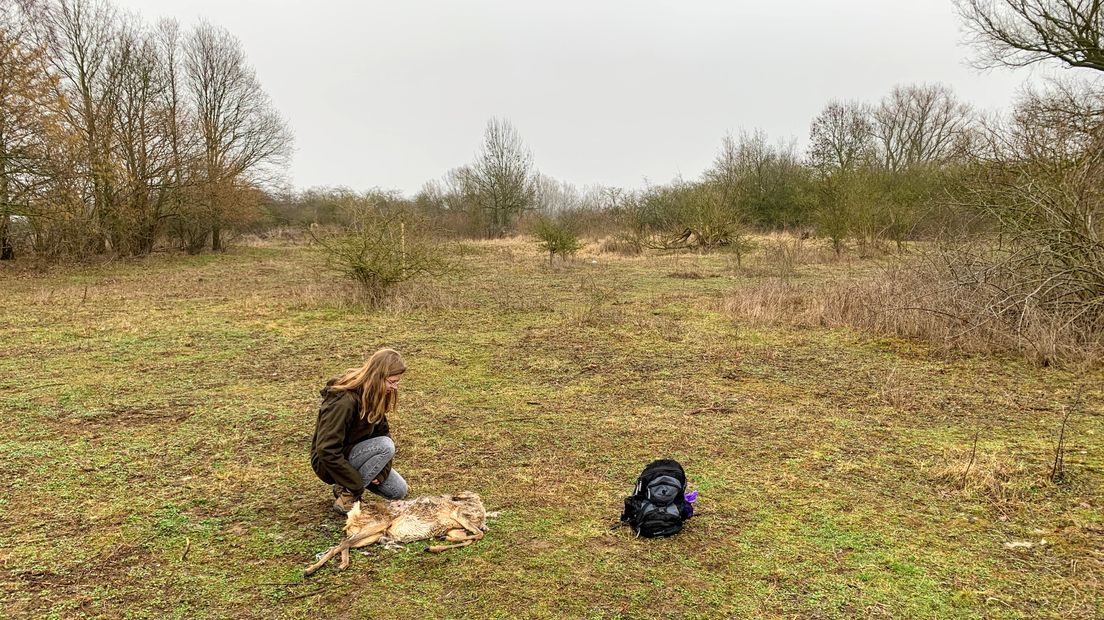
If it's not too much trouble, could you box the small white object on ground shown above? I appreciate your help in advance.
[1003,539,1048,550]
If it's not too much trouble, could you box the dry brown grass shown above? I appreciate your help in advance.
[594,236,642,256]
[722,256,1104,366]
[234,225,312,247]
[931,448,1027,504]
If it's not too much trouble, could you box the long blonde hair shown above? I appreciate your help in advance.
[331,348,406,423]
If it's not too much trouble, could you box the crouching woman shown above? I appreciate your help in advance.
[311,348,409,514]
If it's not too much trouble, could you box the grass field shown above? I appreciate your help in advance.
[1,237,1101,619]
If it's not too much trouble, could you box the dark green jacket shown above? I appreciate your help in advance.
[310,381,392,496]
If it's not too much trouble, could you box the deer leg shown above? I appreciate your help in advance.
[450,511,485,540]
[445,528,469,542]
[425,512,485,553]
[427,539,475,553]
[348,530,385,549]
[304,524,388,577]
[339,532,384,570]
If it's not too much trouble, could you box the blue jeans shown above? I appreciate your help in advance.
[348,436,408,500]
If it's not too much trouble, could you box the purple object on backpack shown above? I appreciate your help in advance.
[679,490,698,519]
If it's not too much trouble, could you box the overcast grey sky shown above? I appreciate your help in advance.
[116,0,1044,195]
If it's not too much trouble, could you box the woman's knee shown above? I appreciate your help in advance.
[374,471,408,500]
[351,435,395,462]
[385,478,408,500]
[378,436,395,458]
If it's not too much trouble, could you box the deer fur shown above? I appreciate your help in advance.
[304,491,489,576]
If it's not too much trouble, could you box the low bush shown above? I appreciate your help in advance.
[533,215,581,265]
[310,203,452,306]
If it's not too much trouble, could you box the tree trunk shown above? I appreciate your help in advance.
[211,224,222,251]
[0,215,12,261]
[0,170,11,260]
[138,219,157,255]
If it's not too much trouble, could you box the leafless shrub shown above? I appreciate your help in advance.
[943,82,1104,364]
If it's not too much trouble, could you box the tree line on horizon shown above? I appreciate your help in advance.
[1,0,1101,270]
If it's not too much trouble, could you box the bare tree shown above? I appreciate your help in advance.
[466,117,537,237]
[808,100,875,173]
[873,84,974,172]
[957,0,1104,72]
[805,89,970,254]
[1,1,288,258]
[0,1,56,259]
[702,132,757,236]
[40,0,125,252]
[111,23,179,255]
[534,174,582,215]
[184,20,290,251]
[707,130,811,229]
[152,18,195,251]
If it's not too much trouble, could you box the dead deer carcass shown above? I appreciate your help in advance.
[305,491,489,576]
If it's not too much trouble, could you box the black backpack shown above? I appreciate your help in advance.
[620,459,692,538]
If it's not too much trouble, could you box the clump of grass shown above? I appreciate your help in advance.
[728,232,842,277]
[873,365,912,409]
[627,310,686,342]
[931,447,1025,503]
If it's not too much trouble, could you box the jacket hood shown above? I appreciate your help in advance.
[320,377,341,397]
